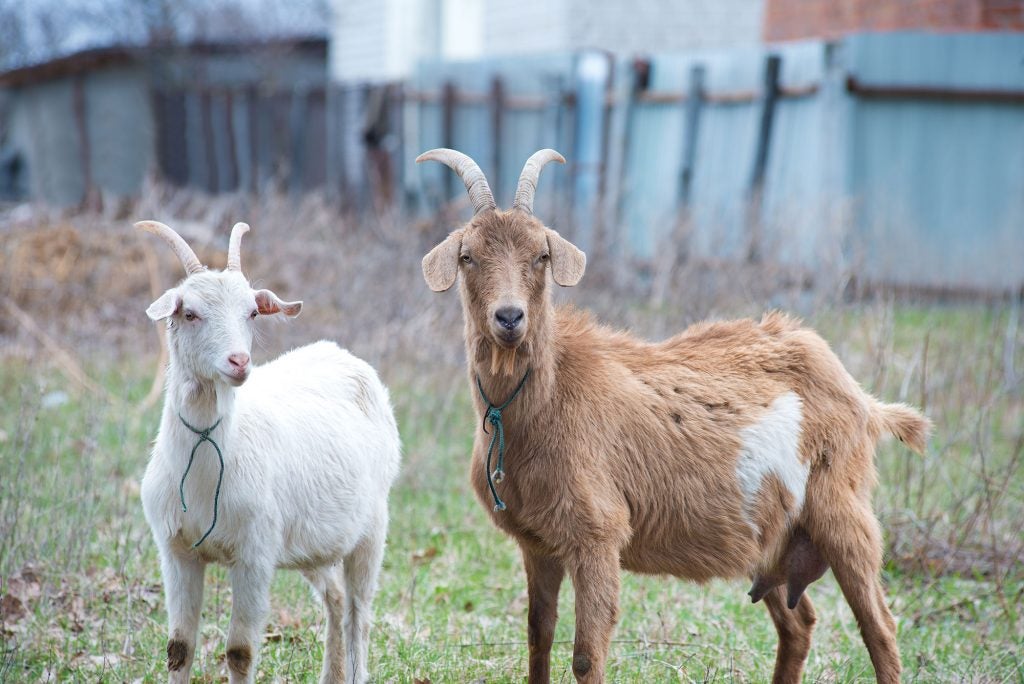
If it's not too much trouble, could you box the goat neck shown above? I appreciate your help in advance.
[464,295,557,426]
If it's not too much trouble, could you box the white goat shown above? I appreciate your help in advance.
[137,220,400,684]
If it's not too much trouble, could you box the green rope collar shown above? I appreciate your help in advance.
[178,414,224,548]
[475,368,531,512]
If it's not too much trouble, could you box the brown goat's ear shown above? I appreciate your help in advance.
[545,229,586,287]
[146,288,181,321]
[255,289,302,317]
[422,229,463,292]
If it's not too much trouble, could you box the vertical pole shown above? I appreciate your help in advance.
[232,89,251,193]
[747,54,781,263]
[490,76,504,205]
[441,80,456,202]
[200,89,218,193]
[72,75,93,208]
[572,51,611,254]
[289,87,308,197]
[678,64,705,208]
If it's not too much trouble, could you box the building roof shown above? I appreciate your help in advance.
[0,36,327,88]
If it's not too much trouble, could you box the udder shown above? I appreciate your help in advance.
[747,527,829,609]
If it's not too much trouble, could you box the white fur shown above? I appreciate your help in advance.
[140,270,400,684]
[735,391,807,531]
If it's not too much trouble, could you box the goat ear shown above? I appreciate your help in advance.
[255,289,302,317]
[422,229,463,292]
[545,229,586,287]
[146,289,181,321]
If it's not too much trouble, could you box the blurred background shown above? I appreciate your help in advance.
[1,1,1023,681]
[1,0,1022,291]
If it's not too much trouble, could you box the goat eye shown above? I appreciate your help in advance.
[460,254,472,264]
[539,253,550,262]
[249,310,258,319]
[183,310,197,322]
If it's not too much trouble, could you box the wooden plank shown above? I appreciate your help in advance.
[846,75,1024,103]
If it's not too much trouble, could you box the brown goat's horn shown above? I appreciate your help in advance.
[416,148,496,214]
[135,220,205,275]
[512,149,565,214]
[226,222,250,272]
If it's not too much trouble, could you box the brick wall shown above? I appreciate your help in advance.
[764,0,1024,42]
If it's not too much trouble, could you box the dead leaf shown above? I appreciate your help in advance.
[0,594,26,622]
[411,547,438,563]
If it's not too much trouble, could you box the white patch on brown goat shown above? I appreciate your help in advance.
[735,391,807,532]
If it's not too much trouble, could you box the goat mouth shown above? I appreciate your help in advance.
[219,370,249,386]
[492,330,525,349]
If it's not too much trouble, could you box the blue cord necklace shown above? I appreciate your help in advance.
[475,368,531,512]
[178,414,224,548]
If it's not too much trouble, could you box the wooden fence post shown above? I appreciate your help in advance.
[441,80,457,202]
[747,53,781,263]
[490,76,504,204]
[678,63,705,208]
[289,87,309,196]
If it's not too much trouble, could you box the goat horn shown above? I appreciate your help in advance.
[226,222,250,272]
[416,148,496,214]
[512,149,565,214]
[135,220,205,275]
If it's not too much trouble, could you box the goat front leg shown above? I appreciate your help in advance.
[226,560,273,683]
[522,548,565,683]
[160,550,206,684]
[568,548,620,683]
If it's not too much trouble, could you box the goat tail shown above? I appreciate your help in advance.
[873,401,931,454]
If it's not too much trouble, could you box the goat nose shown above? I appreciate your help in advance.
[494,306,525,330]
[228,352,250,371]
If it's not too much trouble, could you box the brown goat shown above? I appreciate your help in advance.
[417,148,931,684]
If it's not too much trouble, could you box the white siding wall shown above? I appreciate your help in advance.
[567,0,764,53]
[481,0,570,56]
[330,0,764,81]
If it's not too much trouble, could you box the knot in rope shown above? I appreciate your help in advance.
[178,414,224,548]
[475,368,530,512]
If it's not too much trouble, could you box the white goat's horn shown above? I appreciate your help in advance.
[136,220,205,275]
[416,148,496,214]
[512,149,565,215]
[226,222,250,272]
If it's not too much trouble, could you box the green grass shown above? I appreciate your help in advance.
[2,304,1023,682]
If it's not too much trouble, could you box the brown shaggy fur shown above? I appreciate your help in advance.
[423,202,930,683]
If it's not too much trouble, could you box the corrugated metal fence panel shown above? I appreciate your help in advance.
[846,32,1024,290]
[412,55,575,222]
[759,41,842,269]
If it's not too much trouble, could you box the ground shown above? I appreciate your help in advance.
[1,206,1021,682]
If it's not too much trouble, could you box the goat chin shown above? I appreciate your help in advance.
[490,343,518,377]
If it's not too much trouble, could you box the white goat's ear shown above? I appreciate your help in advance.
[545,229,586,287]
[422,229,463,292]
[146,289,181,320]
[255,289,302,317]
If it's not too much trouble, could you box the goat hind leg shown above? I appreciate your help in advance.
[303,566,347,684]
[763,587,817,684]
[808,500,901,683]
[522,549,565,683]
[342,525,386,684]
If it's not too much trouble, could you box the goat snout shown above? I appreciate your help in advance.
[228,352,250,372]
[494,306,525,331]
